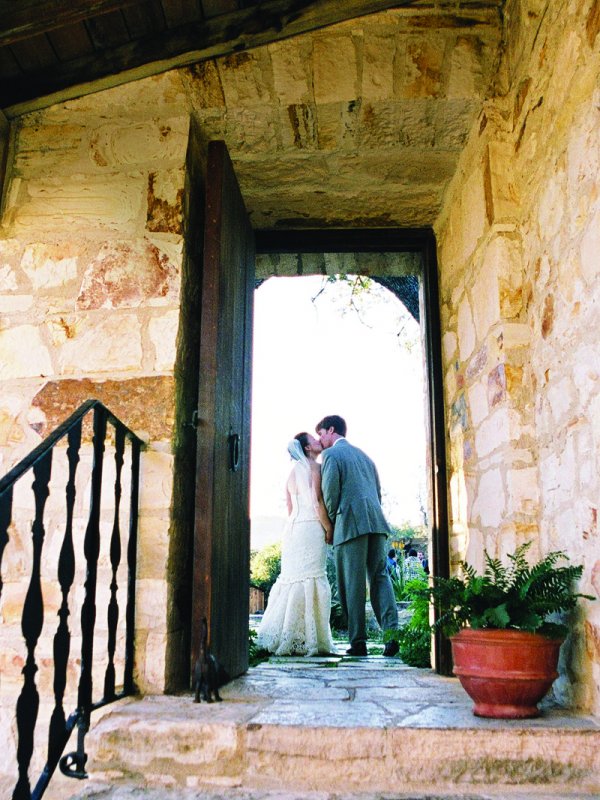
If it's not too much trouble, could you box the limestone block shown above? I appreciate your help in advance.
[506,467,539,516]
[137,514,170,580]
[49,71,189,118]
[146,169,184,235]
[281,104,318,150]
[135,578,168,631]
[501,322,530,348]
[457,295,476,361]
[183,60,226,109]
[315,103,344,151]
[14,123,90,176]
[51,313,143,374]
[0,325,53,379]
[398,37,444,99]
[138,449,175,511]
[89,117,189,168]
[32,376,175,441]
[475,407,511,458]
[362,35,395,101]
[537,170,566,241]
[224,107,278,154]
[467,379,488,427]
[149,310,179,372]
[580,206,600,285]
[0,295,33,312]
[219,51,272,108]
[434,99,481,149]
[0,264,18,291]
[472,259,500,339]
[484,142,519,224]
[313,36,357,104]
[141,631,167,693]
[8,174,146,236]
[546,376,573,424]
[572,342,600,406]
[20,243,79,290]
[447,36,483,99]
[78,239,179,310]
[269,40,310,105]
[487,363,506,407]
[471,467,505,528]
[459,166,487,263]
[442,331,457,363]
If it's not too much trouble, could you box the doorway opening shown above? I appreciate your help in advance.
[248,229,450,672]
[250,272,430,655]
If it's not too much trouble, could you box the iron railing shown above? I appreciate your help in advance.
[0,400,143,800]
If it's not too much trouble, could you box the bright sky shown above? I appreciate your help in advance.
[250,275,428,540]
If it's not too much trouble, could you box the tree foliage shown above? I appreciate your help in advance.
[250,541,282,598]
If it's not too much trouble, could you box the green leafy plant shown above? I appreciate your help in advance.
[417,542,593,639]
[248,629,270,667]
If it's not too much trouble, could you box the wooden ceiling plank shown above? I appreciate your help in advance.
[0,46,22,79]
[47,22,94,63]
[0,0,143,47]
[161,0,204,27]
[85,10,133,50]
[122,0,167,38]
[200,0,241,18]
[2,0,430,110]
[9,33,58,73]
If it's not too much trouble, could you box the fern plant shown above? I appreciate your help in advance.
[418,542,593,639]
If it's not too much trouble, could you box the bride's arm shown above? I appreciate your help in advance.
[313,464,334,544]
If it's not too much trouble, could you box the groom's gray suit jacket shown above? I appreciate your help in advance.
[321,438,391,546]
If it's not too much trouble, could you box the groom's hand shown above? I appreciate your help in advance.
[325,531,333,545]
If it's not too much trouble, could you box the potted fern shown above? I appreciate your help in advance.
[421,542,593,719]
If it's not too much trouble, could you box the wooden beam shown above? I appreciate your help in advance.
[0,0,142,47]
[2,0,425,112]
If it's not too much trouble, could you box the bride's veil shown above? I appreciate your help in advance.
[287,438,312,496]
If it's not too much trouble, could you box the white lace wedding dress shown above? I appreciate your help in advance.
[256,455,334,657]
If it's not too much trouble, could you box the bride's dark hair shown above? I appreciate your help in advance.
[294,431,310,454]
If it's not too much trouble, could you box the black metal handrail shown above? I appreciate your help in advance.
[0,400,143,800]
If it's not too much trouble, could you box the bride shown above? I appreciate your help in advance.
[256,432,335,656]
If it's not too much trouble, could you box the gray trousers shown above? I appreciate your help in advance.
[334,533,398,647]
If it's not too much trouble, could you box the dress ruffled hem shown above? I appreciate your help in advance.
[256,574,334,657]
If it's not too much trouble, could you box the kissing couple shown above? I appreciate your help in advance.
[256,414,400,658]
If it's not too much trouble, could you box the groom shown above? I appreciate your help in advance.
[316,415,399,657]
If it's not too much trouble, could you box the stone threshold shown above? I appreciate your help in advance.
[43,656,600,800]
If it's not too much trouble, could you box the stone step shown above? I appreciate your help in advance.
[45,786,600,800]
[41,659,600,799]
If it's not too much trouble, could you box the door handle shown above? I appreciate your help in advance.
[228,433,240,472]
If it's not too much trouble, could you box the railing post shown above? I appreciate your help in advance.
[124,438,140,695]
[67,405,107,778]
[0,400,142,799]
[13,452,52,800]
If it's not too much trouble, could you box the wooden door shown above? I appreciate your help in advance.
[192,140,254,682]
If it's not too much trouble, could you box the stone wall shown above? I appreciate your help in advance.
[0,72,193,697]
[435,0,600,711]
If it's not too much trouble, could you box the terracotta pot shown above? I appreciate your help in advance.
[450,628,564,719]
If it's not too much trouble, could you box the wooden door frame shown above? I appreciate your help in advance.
[254,227,452,675]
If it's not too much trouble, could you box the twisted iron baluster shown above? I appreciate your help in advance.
[104,425,125,700]
[47,424,81,767]
[0,484,12,603]
[124,438,140,695]
[13,452,52,800]
[60,407,106,781]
